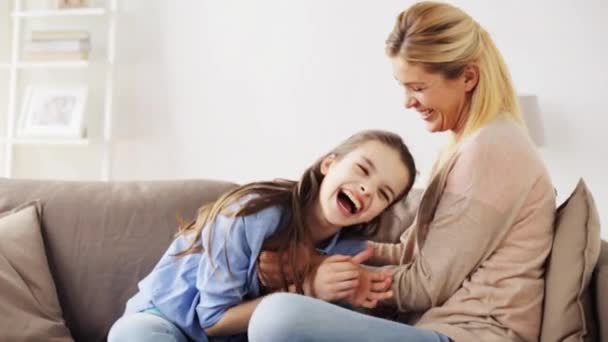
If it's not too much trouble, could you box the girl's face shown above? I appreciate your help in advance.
[317,140,410,228]
[390,58,478,135]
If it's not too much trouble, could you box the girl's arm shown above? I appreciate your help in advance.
[196,206,285,337]
[206,258,394,337]
[207,249,384,336]
[205,297,265,337]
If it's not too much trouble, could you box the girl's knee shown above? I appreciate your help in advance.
[252,293,308,322]
[248,293,314,341]
[107,313,187,342]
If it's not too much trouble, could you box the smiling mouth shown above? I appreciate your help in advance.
[337,189,361,215]
[420,109,434,119]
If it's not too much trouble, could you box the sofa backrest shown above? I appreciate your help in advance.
[0,178,237,342]
[2,178,606,342]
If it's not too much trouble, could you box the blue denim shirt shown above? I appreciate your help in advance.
[124,204,366,341]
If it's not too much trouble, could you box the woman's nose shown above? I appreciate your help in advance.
[405,94,418,109]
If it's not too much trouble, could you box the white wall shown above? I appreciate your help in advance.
[112,0,608,238]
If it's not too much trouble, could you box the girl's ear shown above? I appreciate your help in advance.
[320,154,336,175]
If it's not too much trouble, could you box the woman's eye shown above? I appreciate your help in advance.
[357,164,369,176]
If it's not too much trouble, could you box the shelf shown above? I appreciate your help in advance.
[12,8,106,18]
[15,60,89,69]
[10,138,91,146]
[2,0,116,180]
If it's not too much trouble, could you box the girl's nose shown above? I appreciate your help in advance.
[359,184,367,193]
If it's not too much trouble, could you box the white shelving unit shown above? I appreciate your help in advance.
[1,0,117,180]
[10,138,90,146]
[15,60,90,68]
[12,8,106,18]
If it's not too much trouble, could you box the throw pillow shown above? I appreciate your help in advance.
[0,202,73,341]
[593,241,608,340]
[540,179,601,342]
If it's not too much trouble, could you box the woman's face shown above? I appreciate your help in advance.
[390,57,477,134]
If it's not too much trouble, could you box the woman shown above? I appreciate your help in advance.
[249,2,555,342]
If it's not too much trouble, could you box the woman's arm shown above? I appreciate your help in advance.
[388,133,555,312]
[367,240,405,266]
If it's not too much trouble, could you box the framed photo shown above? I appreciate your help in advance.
[54,0,90,9]
[18,85,87,139]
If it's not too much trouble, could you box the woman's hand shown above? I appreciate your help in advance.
[257,250,291,290]
[257,245,326,291]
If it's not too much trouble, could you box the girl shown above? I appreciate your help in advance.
[108,129,417,342]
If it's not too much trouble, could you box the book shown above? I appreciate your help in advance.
[23,51,89,61]
[26,40,90,53]
[55,0,91,9]
[30,30,90,41]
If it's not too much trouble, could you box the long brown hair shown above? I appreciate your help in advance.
[175,130,416,293]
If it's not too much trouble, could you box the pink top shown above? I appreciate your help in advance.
[370,115,556,342]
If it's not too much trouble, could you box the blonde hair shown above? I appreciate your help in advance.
[385,2,525,240]
[386,1,523,160]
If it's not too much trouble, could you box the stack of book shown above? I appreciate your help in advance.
[24,30,90,61]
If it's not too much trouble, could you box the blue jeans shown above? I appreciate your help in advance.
[107,312,192,342]
[107,311,248,342]
[248,293,452,342]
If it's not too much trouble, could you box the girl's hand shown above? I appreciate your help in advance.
[307,254,359,301]
[346,267,394,309]
[307,247,374,302]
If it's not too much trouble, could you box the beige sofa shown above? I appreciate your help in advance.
[0,178,606,341]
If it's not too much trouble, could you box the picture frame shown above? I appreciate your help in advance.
[18,85,88,139]
[54,0,91,9]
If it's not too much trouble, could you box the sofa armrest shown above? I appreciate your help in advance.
[594,240,608,342]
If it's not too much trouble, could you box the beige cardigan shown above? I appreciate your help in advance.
[369,116,555,342]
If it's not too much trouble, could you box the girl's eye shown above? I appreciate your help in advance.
[357,164,369,176]
[412,87,424,92]
[379,190,389,202]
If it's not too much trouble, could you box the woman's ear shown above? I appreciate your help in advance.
[320,154,336,175]
[463,64,479,92]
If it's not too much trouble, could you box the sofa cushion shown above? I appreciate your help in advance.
[540,179,601,342]
[0,202,73,341]
[593,241,608,341]
[0,178,237,342]
[371,188,422,243]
